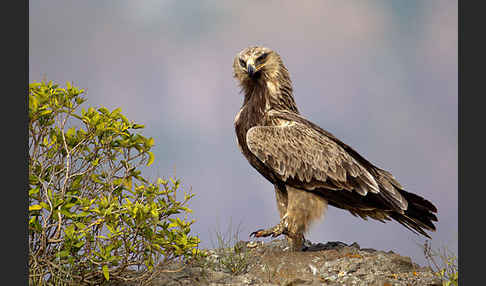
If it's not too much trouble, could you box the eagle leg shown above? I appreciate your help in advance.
[248,216,303,251]
[249,223,305,251]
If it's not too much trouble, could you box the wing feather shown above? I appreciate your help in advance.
[246,121,380,197]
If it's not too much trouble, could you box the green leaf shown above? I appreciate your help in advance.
[98,107,110,115]
[65,224,75,238]
[56,250,70,258]
[60,209,72,217]
[75,222,87,230]
[106,224,115,234]
[66,127,76,138]
[110,107,122,117]
[76,211,89,217]
[39,109,53,116]
[75,97,85,104]
[147,137,155,147]
[29,204,42,211]
[74,240,85,248]
[147,151,155,166]
[39,202,50,210]
[119,114,129,124]
[151,208,159,218]
[91,157,100,167]
[102,265,110,281]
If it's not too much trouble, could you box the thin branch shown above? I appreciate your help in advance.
[60,114,71,197]
[48,209,63,243]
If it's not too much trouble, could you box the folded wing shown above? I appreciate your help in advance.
[246,120,408,212]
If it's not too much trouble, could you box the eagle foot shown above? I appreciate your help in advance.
[249,222,308,251]
[249,221,287,238]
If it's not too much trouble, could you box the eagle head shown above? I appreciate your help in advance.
[233,46,297,112]
[233,46,286,85]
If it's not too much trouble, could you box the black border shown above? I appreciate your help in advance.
[24,0,29,283]
[9,0,28,283]
[459,1,481,285]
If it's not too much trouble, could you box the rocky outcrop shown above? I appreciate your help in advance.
[113,239,442,286]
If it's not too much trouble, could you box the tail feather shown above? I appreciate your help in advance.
[390,189,438,238]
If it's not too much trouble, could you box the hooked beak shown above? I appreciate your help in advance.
[247,63,256,78]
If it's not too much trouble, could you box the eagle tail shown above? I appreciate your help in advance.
[390,189,438,238]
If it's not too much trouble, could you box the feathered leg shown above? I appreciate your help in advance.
[250,186,328,251]
[249,186,289,240]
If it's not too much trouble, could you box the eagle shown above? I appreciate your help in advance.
[232,46,438,251]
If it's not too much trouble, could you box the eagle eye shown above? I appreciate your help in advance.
[239,58,246,68]
[256,53,268,63]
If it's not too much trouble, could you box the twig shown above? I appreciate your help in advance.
[48,210,63,243]
[60,114,71,197]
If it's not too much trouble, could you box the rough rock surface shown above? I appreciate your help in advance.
[112,239,441,286]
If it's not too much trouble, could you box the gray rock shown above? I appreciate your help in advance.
[109,239,442,286]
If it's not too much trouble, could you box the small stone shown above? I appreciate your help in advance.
[210,271,227,281]
[247,241,259,248]
[283,278,313,285]
[308,264,318,275]
[349,242,360,249]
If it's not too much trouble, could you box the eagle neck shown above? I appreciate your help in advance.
[234,84,281,185]
[243,77,298,116]
[241,84,267,127]
[235,64,300,139]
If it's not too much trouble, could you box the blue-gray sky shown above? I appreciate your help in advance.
[30,0,457,266]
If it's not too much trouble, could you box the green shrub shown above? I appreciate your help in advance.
[423,240,458,286]
[28,80,200,285]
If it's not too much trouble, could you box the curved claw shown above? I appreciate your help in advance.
[250,229,265,238]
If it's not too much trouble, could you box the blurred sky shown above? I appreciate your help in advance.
[30,0,457,266]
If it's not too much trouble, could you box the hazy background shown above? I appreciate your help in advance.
[30,0,457,266]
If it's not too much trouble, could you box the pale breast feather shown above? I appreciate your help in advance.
[246,121,380,196]
[234,108,243,125]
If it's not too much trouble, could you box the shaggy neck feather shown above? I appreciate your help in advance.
[242,66,299,114]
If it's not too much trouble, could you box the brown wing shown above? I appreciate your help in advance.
[246,120,407,211]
